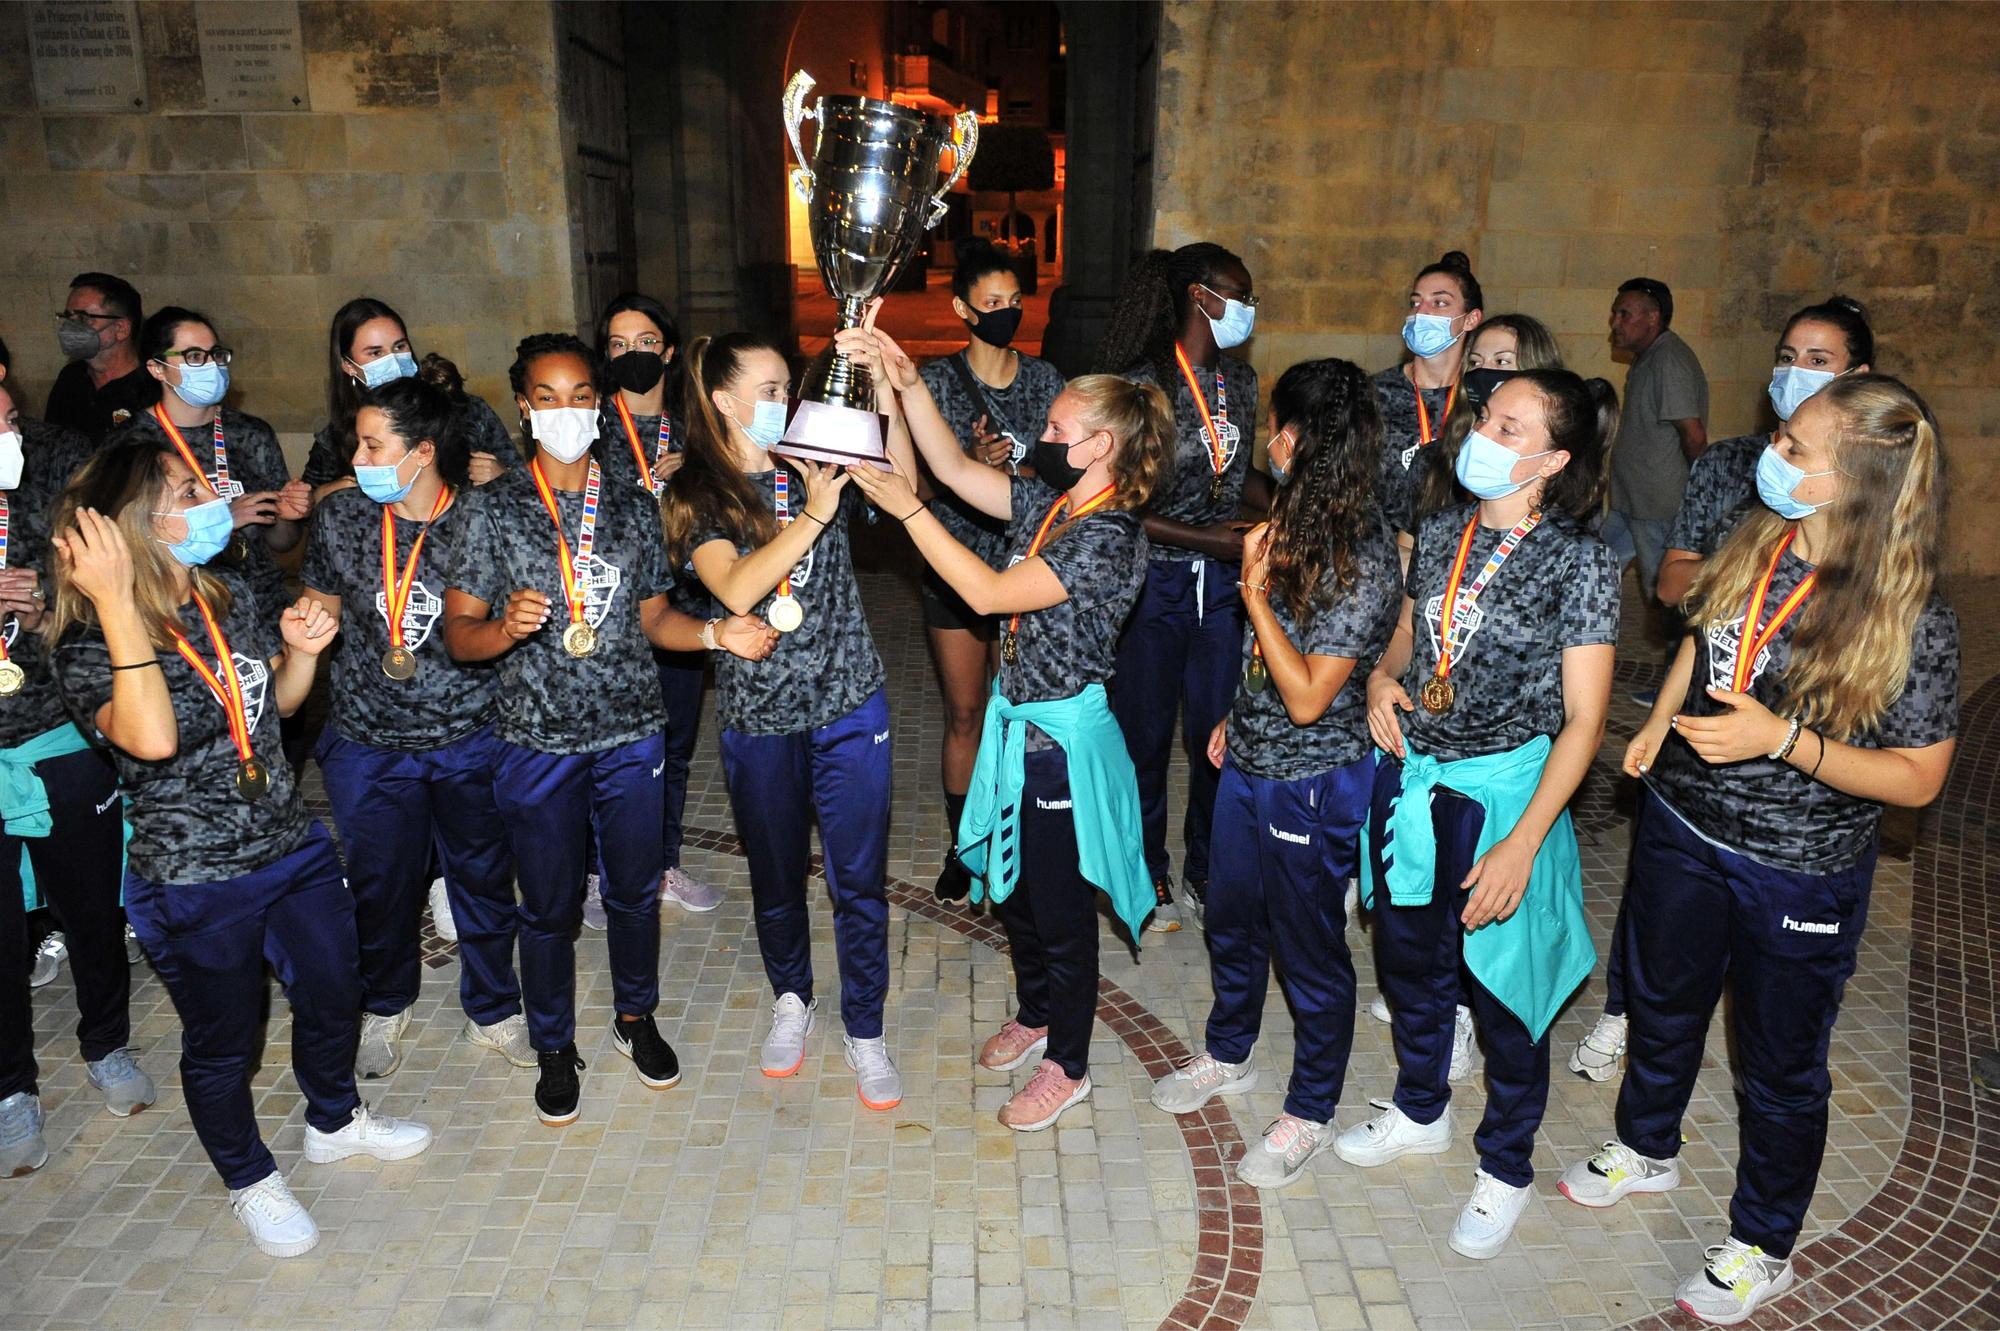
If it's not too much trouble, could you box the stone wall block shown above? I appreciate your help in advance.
[0,116,47,173]
[442,114,503,172]
[1753,130,1862,189]
[1882,189,1974,238]
[1862,129,1940,186]
[345,111,451,172]
[1479,232,1566,289]
[243,115,350,172]
[145,116,249,173]
[414,172,509,221]
[44,118,148,173]
[1942,138,2000,192]
[333,219,485,276]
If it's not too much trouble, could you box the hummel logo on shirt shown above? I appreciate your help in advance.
[1782,915,1839,935]
[1036,797,1073,811]
[1268,824,1311,846]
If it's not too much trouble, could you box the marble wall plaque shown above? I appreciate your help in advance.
[27,1,148,112]
[196,0,309,111]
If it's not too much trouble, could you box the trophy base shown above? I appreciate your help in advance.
[779,400,890,467]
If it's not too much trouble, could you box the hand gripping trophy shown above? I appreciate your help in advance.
[780,69,979,465]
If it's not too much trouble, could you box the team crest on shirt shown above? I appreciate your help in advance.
[210,653,269,731]
[1422,593,1484,663]
[374,580,443,651]
[573,554,623,628]
[1706,615,1774,692]
[1202,419,1242,471]
[787,547,816,589]
[1398,441,1422,470]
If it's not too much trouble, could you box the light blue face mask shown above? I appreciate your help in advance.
[1266,432,1293,486]
[357,351,419,390]
[1767,365,1836,422]
[355,449,426,505]
[1402,312,1462,359]
[171,361,230,409]
[156,497,234,566]
[1455,429,1552,500]
[729,394,788,449]
[1756,444,1837,520]
[1202,289,1256,350]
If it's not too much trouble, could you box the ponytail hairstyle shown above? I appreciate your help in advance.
[1781,294,1875,369]
[1687,373,1944,739]
[1415,313,1566,526]
[593,290,684,404]
[1058,374,1174,526]
[1093,241,1245,386]
[326,297,408,459]
[359,354,472,489]
[950,236,1017,301]
[665,332,791,566]
[507,332,601,456]
[1415,250,1484,319]
[45,438,234,650]
[1509,369,1617,523]
[1263,359,1383,623]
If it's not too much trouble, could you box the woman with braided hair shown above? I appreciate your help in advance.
[1093,242,1273,930]
[1145,359,1401,1189]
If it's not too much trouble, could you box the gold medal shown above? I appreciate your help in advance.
[562,621,598,658]
[1001,633,1020,665]
[1245,656,1268,695]
[0,660,24,696]
[236,756,270,801]
[381,647,417,681]
[1419,674,1455,714]
[768,594,804,634]
[1209,475,1224,501]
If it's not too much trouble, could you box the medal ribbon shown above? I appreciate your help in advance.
[774,469,796,603]
[1005,485,1118,648]
[380,485,453,649]
[0,494,12,667]
[528,456,600,630]
[1731,529,1816,693]
[152,405,228,495]
[1173,344,1230,485]
[167,590,254,770]
[1413,379,1459,449]
[612,396,671,497]
[1434,511,1542,681]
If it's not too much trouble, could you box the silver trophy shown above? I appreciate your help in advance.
[781,69,978,464]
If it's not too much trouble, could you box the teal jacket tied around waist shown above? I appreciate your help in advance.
[1360,735,1595,1041]
[957,683,1154,941]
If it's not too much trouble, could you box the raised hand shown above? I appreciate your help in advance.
[52,508,135,609]
[501,588,551,641]
[280,595,339,655]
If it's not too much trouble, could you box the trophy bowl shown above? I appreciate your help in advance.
[782,70,978,465]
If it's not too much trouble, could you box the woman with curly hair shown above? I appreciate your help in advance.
[1145,359,1402,1190]
[1558,374,1955,1326]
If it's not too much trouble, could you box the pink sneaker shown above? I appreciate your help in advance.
[998,1060,1091,1132]
[979,1020,1050,1071]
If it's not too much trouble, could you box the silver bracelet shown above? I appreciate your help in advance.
[1768,716,1804,761]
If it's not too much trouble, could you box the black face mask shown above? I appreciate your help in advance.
[1462,366,1521,407]
[608,350,667,394]
[1031,437,1087,491]
[965,306,1024,349]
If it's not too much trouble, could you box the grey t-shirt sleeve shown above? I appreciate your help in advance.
[1654,338,1709,425]
[442,484,510,608]
[1559,538,1623,647]
[1666,432,1764,557]
[1877,599,1960,750]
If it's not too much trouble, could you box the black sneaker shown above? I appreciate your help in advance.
[1145,875,1181,933]
[1183,876,1209,930]
[934,852,973,904]
[535,1043,585,1126]
[612,1015,681,1089]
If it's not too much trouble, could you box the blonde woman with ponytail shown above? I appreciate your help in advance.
[847,315,1169,1133]
[1558,374,1958,1326]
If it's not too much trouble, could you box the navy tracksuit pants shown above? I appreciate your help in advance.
[0,747,128,1100]
[125,823,362,1190]
[492,734,666,1051]
[1614,789,1874,1257]
[993,745,1101,1080]
[1367,758,1551,1188]
[1111,558,1242,887]
[1204,753,1371,1123]
[317,726,521,1026]
[719,689,891,1040]
[656,649,704,873]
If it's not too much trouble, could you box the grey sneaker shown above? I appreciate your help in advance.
[1558,1139,1681,1208]
[1569,1011,1628,1082]
[1676,1237,1795,1325]
[464,1014,536,1068]
[354,1009,411,1080]
[29,932,64,989]
[582,873,607,931]
[1149,1051,1258,1115]
[843,1034,902,1110]
[1237,1114,1333,1189]
[124,924,144,965]
[660,868,721,912]
[1449,1004,1477,1082]
[0,1091,48,1177]
[86,1049,157,1117]
[761,993,816,1077]
[1144,877,1181,934]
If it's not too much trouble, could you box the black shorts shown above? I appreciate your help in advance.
[921,565,997,635]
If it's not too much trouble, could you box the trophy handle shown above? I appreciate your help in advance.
[927,111,980,229]
[783,70,818,205]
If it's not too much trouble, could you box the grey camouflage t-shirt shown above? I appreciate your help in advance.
[302,393,522,489]
[918,352,1066,567]
[301,486,498,752]
[444,455,672,755]
[1649,552,1959,873]
[53,567,311,884]
[997,475,1149,714]
[0,426,97,749]
[1400,504,1622,762]
[696,471,885,737]
[1372,365,1459,538]
[1227,516,1402,780]
[1126,355,1258,554]
[1665,431,1766,558]
[600,407,710,617]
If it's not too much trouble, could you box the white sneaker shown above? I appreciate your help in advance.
[124,924,144,965]
[581,873,607,931]
[1333,1099,1453,1167]
[230,1172,319,1258]
[354,1008,410,1080]
[842,1034,902,1110]
[1237,1114,1333,1189]
[1343,878,1360,922]
[1675,1237,1796,1325]
[464,1014,536,1068]
[28,932,64,988]
[1569,1011,1627,1082]
[1367,991,1390,1024]
[428,878,458,943]
[761,993,816,1077]
[1148,1051,1258,1115]
[302,1103,433,1164]
[1448,1168,1532,1259]
[1558,1139,1681,1208]
[1448,1004,1477,1082]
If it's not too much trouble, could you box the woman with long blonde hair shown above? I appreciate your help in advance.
[1558,374,1958,1326]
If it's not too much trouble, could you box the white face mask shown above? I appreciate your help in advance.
[0,431,22,491]
[530,407,599,464]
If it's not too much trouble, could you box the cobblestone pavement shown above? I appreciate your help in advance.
[4,557,1993,1330]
